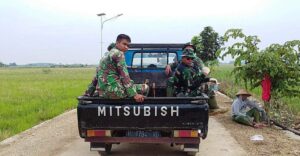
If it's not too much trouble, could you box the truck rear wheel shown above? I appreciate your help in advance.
[202,125,208,139]
[187,151,197,156]
[184,144,199,156]
[97,144,112,155]
[105,144,112,153]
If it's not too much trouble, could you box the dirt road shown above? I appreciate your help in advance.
[0,109,246,156]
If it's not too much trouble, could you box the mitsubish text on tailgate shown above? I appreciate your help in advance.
[98,106,179,117]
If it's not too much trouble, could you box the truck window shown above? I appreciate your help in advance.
[132,52,177,68]
[132,53,141,68]
[168,53,177,65]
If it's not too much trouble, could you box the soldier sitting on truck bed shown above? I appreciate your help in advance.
[165,43,205,77]
[97,34,149,102]
[167,47,228,114]
[83,43,116,97]
[166,49,209,97]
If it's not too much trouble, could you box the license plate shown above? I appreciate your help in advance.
[126,130,161,137]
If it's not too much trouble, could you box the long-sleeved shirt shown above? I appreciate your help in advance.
[231,97,263,117]
[97,48,137,97]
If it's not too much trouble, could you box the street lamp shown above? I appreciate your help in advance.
[97,13,123,58]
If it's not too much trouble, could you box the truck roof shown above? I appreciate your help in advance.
[129,43,185,49]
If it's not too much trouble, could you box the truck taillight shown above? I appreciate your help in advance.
[87,130,111,137]
[173,130,198,138]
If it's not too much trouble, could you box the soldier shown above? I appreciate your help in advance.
[83,43,116,96]
[166,47,228,114]
[166,49,209,97]
[165,43,205,77]
[97,34,148,102]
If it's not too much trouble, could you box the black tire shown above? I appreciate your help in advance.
[187,151,197,156]
[184,144,199,156]
[98,151,105,156]
[97,144,112,156]
[202,125,208,139]
[105,144,112,154]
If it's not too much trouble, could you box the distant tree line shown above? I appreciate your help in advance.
[0,62,5,67]
[50,64,91,68]
[0,62,17,67]
[0,62,95,68]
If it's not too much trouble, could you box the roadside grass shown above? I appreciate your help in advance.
[0,67,95,141]
[211,64,300,115]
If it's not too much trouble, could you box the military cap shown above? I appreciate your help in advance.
[183,42,196,51]
[181,48,196,58]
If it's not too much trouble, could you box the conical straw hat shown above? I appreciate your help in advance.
[236,89,251,96]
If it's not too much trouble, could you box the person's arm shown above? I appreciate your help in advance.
[111,50,137,98]
[246,99,264,111]
[165,62,178,76]
[194,57,205,70]
[165,64,172,76]
[232,99,246,116]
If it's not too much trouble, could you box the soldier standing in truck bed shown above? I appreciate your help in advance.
[97,34,149,102]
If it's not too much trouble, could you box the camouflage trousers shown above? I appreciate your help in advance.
[166,77,176,97]
[167,77,220,109]
[84,67,100,96]
[167,79,200,97]
[84,77,98,96]
[99,82,149,99]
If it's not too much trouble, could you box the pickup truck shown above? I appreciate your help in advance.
[77,44,209,155]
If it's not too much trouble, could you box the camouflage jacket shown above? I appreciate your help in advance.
[97,48,137,97]
[170,55,204,74]
[173,63,197,93]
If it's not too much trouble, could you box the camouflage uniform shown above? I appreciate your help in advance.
[84,67,100,96]
[97,48,148,99]
[167,50,208,97]
[168,48,205,76]
[84,43,115,96]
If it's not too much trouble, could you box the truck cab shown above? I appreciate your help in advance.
[77,44,209,155]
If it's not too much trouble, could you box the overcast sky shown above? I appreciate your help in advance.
[0,0,299,64]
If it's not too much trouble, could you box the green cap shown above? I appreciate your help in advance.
[183,42,196,51]
[181,48,196,58]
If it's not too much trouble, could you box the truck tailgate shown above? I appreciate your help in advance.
[77,97,208,132]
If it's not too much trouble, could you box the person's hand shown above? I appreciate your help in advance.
[253,122,265,128]
[134,94,145,103]
[165,65,172,76]
[202,67,210,76]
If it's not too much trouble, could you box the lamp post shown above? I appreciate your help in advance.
[97,13,123,58]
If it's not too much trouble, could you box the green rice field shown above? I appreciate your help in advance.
[0,67,94,141]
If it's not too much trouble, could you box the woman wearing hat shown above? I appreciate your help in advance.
[231,89,267,128]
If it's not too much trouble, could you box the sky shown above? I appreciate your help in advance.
[0,0,299,64]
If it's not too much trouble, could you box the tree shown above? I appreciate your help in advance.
[0,62,5,67]
[220,29,300,98]
[191,26,223,66]
[220,29,300,126]
[9,62,17,66]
